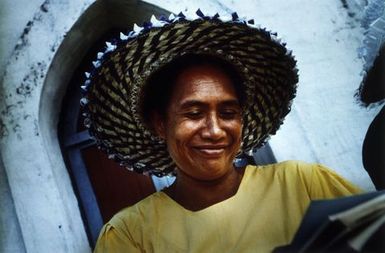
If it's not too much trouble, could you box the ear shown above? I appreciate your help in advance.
[151,112,166,139]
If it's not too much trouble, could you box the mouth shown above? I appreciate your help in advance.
[193,145,227,157]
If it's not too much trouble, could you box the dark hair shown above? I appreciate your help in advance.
[140,53,246,132]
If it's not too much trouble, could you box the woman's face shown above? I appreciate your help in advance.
[155,65,243,181]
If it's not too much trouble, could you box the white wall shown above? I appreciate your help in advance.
[0,1,51,252]
[0,156,26,253]
[0,1,94,252]
[0,0,45,78]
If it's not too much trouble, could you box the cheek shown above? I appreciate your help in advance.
[229,122,243,153]
[165,122,198,167]
[166,119,198,149]
[227,120,243,140]
[173,118,201,136]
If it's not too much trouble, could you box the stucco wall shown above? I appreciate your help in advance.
[0,1,58,252]
[0,0,45,76]
[0,156,26,253]
[0,1,95,252]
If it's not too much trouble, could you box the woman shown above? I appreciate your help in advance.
[82,11,362,252]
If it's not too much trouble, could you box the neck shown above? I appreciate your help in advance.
[164,166,245,211]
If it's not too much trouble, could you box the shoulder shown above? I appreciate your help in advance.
[109,191,165,229]
[245,160,317,181]
[247,160,347,178]
[94,192,167,252]
[245,160,362,199]
[242,160,318,198]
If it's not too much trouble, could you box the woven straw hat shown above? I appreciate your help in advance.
[81,10,298,176]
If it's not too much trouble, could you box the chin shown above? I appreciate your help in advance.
[195,161,234,179]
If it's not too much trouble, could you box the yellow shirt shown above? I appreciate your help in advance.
[94,161,362,253]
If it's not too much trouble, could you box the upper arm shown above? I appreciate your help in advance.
[94,221,142,253]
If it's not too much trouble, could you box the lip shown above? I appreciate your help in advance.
[193,145,228,157]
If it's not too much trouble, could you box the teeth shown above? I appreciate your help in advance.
[200,148,224,155]
[197,147,225,155]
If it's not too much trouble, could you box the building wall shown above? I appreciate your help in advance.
[0,0,378,252]
[0,156,26,253]
[0,1,95,252]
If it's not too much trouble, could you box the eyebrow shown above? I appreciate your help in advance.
[179,99,240,109]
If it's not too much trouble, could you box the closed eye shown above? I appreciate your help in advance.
[184,110,203,119]
[220,109,241,119]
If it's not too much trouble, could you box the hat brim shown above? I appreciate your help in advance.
[82,13,298,176]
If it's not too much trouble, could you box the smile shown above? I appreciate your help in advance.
[193,145,227,157]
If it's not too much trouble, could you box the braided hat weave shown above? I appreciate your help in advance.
[81,10,298,176]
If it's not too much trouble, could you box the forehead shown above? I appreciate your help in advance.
[170,65,239,105]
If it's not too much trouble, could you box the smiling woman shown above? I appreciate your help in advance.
[155,64,242,178]
[82,11,363,253]
[145,55,244,180]
[153,62,244,210]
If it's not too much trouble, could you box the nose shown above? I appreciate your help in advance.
[201,113,226,141]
